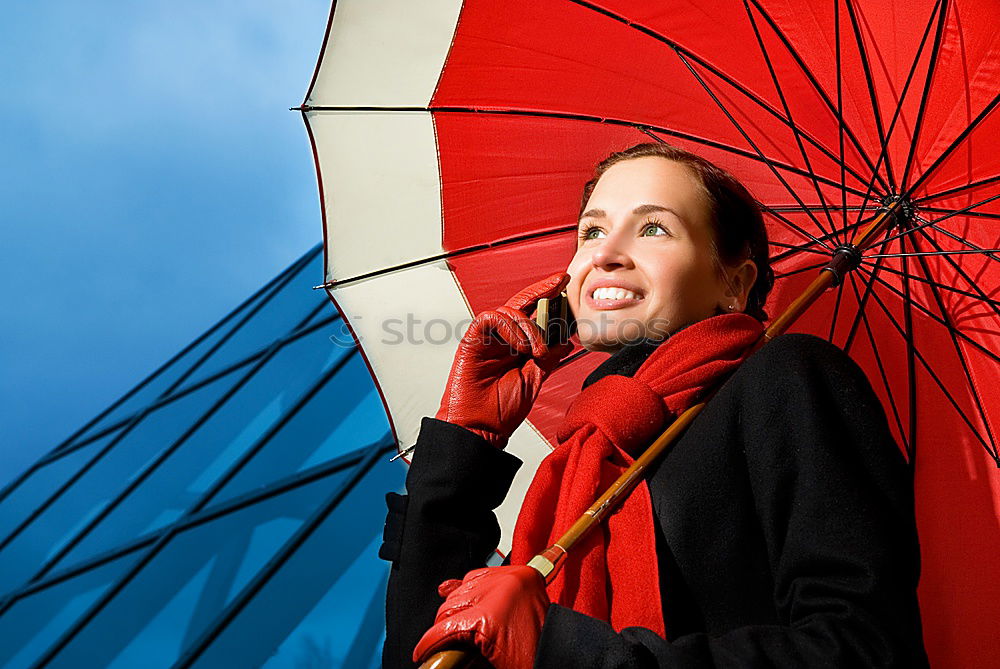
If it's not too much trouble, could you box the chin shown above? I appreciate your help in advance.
[576,320,656,353]
[580,338,624,354]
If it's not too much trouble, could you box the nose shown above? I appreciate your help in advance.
[591,231,633,271]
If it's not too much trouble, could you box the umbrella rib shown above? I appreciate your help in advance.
[769,204,867,212]
[859,271,998,462]
[318,224,576,289]
[755,203,835,251]
[640,127,841,250]
[847,0,945,234]
[742,0,888,189]
[927,222,1000,263]
[307,105,873,200]
[640,120,868,204]
[742,0,839,241]
[909,232,1000,459]
[899,0,951,190]
[877,192,1000,248]
[916,174,1000,203]
[900,239,919,463]
[640,124,862,198]
[866,248,1000,259]
[856,267,1000,367]
[843,231,895,353]
[319,198,996,294]
[836,0,848,234]
[769,217,869,264]
[316,115,994,292]
[920,207,1000,221]
[772,259,831,280]
[564,0,884,193]
[843,0,896,191]
[768,241,833,258]
[912,225,1000,322]
[846,245,909,446]
[846,272,913,458]
[670,48,834,249]
[858,259,1000,307]
[903,91,1000,199]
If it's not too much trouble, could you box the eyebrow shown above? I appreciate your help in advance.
[579,204,685,223]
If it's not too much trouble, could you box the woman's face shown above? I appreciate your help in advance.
[566,156,753,352]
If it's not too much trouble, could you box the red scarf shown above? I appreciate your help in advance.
[509,313,764,636]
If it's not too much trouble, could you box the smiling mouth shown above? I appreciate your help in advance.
[587,287,643,310]
[591,287,642,301]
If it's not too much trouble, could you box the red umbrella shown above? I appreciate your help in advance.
[301,0,1000,666]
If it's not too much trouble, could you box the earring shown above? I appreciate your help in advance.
[728,304,736,310]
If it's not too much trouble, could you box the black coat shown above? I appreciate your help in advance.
[380,334,929,668]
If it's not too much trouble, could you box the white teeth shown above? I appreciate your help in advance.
[592,287,639,301]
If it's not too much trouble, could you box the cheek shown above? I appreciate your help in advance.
[567,245,590,274]
[647,251,719,304]
[565,248,590,307]
[679,261,728,308]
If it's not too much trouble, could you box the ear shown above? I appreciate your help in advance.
[720,259,758,312]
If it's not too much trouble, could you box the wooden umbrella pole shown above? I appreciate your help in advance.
[419,203,906,669]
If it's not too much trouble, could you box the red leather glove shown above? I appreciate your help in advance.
[436,272,573,448]
[413,566,550,669]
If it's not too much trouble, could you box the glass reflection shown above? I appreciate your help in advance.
[64,268,286,448]
[0,551,140,669]
[45,469,348,669]
[298,299,337,332]
[189,455,405,668]
[213,352,390,504]
[0,373,236,596]
[57,324,354,570]
[260,535,388,669]
[0,434,113,544]
[179,249,325,387]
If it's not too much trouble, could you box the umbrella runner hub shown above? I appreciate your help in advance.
[879,194,917,228]
[824,245,864,286]
[823,196,914,287]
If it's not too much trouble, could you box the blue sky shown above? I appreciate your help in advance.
[1,0,330,487]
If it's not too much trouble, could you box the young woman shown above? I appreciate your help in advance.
[380,143,928,668]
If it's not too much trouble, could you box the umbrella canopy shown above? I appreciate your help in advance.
[301,0,999,666]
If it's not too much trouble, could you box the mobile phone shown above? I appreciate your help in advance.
[535,292,576,345]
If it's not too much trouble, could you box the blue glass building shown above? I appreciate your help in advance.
[0,244,404,668]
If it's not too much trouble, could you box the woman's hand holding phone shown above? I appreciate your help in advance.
[435,272,573,449]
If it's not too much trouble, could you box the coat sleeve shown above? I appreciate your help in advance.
[381,417,522,669]
[534,334,928,669]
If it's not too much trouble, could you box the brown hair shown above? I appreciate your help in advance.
[580,142,773,322]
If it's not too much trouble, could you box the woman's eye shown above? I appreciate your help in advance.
[579,226,605,241]
[641,221,669,237]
